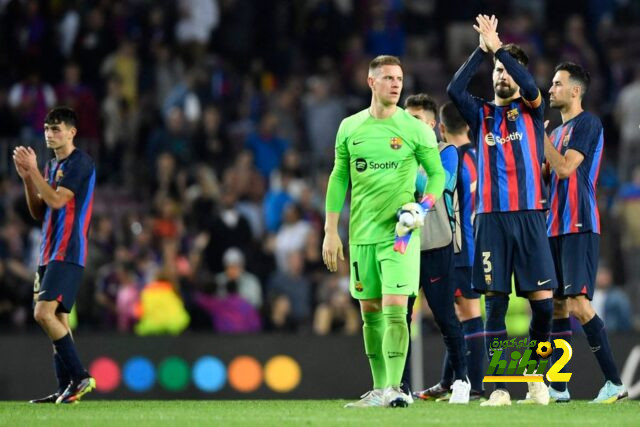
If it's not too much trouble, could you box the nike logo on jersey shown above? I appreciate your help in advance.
[537,279,551,286]
[429,277,442,283]
[564,284,572,290]
[353,140,364,145]
[396,283,408,288]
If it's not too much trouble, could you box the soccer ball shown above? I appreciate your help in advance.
[398,211,415,227]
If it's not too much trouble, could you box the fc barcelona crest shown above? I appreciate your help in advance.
[390,137,403,150]
[56,169,64,182]
[355,282,364,292]
[563,133,571,147]
[507,108,519,121]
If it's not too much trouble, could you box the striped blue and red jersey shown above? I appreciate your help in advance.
[447,47,548,215]
[455,143,477,267]
[39,149,95,267]
[547,111,603,237]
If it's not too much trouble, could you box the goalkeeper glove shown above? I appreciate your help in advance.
[393,194,436,254]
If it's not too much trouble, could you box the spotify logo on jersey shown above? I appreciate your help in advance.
[355,158,368,172]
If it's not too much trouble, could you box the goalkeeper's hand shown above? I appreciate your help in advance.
[395,194,436,231]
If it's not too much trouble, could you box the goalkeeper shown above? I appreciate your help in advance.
[323,55,444,408]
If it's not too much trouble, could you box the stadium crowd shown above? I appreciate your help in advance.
[0,0,639,334]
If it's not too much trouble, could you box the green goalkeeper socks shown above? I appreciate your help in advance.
[362,311,386,389]
[382,305,409,387]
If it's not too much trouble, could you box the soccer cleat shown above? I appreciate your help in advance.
[480,389,511,406]
[591,381,628,404]
[29,392,60,404]
[469,390,486,402]
[517,380,549,405]
[384,385,411,408]
[344,389,386,408]
[449,379,471,404]
[414,382,451,401]
[56,377,96,404]
[549,386,571,403]
[399,383,414,404]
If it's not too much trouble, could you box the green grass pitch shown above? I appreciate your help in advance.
[0,400,637,426]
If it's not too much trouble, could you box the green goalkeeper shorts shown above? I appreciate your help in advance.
[349,233,420,300]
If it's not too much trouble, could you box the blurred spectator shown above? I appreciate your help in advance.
[8,70,56,139]
[211,247,262,308]
[592,264,633,332]
[303,75,345,166]
[614,68,640,181]
[313,272,359,336]
[244,112,290,180]
[175,0,219,66]
[266,251,312,331]
[55,61,99,139]
[135,270,190,335]
[615,165,640,322]
[273,203,311,272]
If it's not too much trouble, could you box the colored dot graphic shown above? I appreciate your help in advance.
[88,354,302,393]
[158,357,190,391]
[192,356,226,392]
[228,356,263,392]
[89,357,120,393]
[123,356,155,392]
[264,355,301,392]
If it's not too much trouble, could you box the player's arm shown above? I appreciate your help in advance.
[494,48,542,108]
[440,145,459,194]
[13,146,74,210]
[544,133,584,179]
[322,126,349,272]
[415,126,445,209]
[446,48,485,131]
[475,14,542,108]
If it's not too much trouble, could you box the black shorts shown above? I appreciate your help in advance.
[549,232,599,300]
[453,267,480,299]
[34,261,84,313]
[420,243,456,319]
[472,211,557,297]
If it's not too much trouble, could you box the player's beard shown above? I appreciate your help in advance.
[494,83,517,99]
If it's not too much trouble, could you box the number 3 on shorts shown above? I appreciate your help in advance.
[482,251,492,273]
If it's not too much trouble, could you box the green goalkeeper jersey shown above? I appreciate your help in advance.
[326,107,445,245]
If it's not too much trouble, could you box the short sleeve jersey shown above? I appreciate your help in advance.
[39,149,96,266]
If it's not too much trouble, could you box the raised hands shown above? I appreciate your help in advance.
[13,146,38,179]
[474,14,501,53]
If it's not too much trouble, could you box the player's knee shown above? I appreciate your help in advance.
[568,296,594,322]
[33,306,55,325]
[553,298,569,318]
[455,297,481,321]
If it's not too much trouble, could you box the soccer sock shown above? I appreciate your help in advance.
[528,299,553,365]
[362,311,387,389]
[382,305,409,388]
[550,317,572,392]
[54,352,71,394]
[440,316,467,382]
[53,333,88,382]
[485,295,509,390]
[401,295,417,390]
[440,351,453,388]
[462,316,485,392]
[582,314,622,385]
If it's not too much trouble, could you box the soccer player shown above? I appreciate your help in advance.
[413,101,485,402]
[545,62,628,403]
[401,94,471,404]
[447,15,556,406]
[13,107,97,404]
[323,55,445,408]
